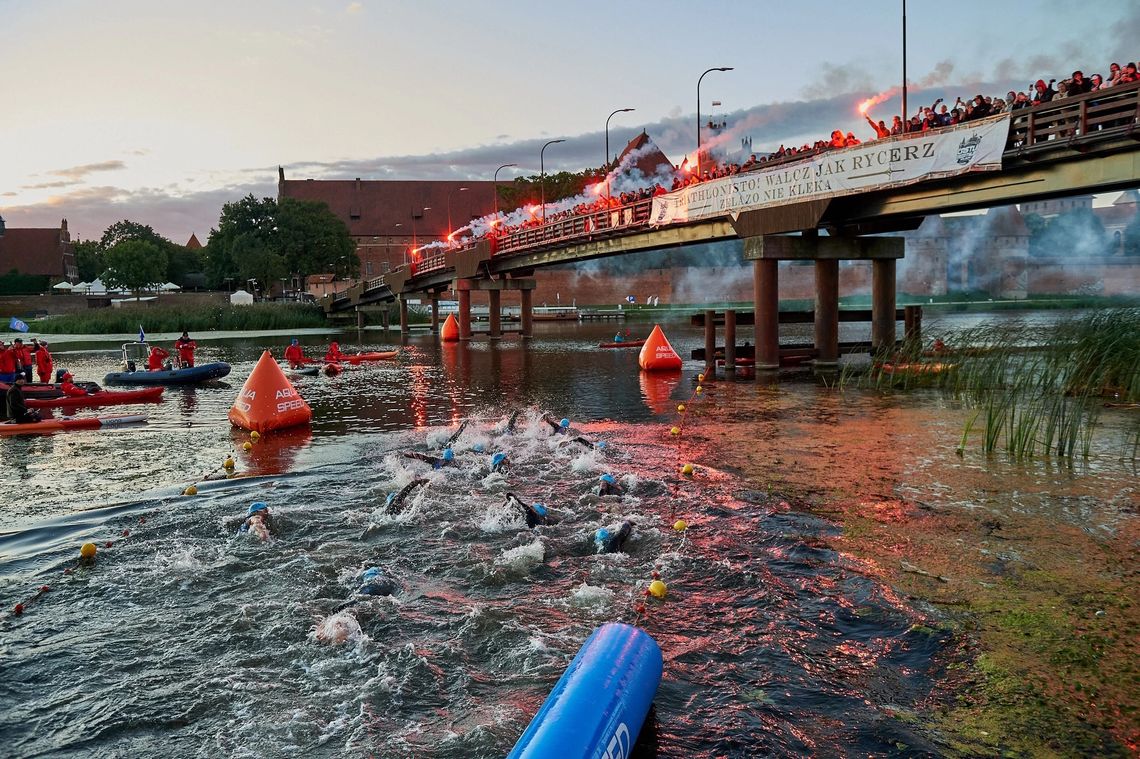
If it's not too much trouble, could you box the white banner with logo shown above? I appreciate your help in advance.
[650,115,1010,226]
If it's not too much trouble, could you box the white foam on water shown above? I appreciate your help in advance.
[570,582,615,608]
[478,498,526,533]
[495,538,545,571]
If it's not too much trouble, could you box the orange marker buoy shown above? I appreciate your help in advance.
[638,325,682,371]
[228,350,312,433]
[440,313,460,342]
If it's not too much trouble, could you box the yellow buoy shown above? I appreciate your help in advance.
[696,386,703,394]
[677,403,686,413]
[250,431,260,441]
[80,542,97,560]
[670,426,681,436]
[673,519,688,532]
[224,457,235,470]
[242,441,253,451]
[184,485,198,496]
[697,373,705,382]
[681,463,694,476]
[648,580,667,598]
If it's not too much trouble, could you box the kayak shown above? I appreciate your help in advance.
[104,362,231,385]
[0,380,102,399]
[876,362,956,376]
[0,413,148,436]
[598,340,645,349]
[26,386,165,409]
[286,366,320,377]
[342,351,399,364]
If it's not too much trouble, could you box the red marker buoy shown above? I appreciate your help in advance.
[105,541,114,548]
[122,529,130,537]
[13,603,24,615]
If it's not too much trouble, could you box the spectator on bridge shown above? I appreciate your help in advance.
[864,114,890,139]
[1106,62,1122,87]
[1119,63,1138,85]
[1032,79,1057,105]
[1069,71,1093,96]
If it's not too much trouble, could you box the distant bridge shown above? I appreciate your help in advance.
[327,82,1140,369]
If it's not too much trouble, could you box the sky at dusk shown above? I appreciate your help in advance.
[2,0,1137,244]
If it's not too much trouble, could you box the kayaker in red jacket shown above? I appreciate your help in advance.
[324,341,346,363]
[175,332,196,368]
[147,345,170,371]
[59,372,89,397]
[284,339,307,368]
[33,339,53,383]
[12,338,33,382]
[0,341,17,383]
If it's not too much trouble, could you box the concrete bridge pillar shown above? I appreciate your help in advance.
[814,259,839,366]
[457,287,472,341]
[430,294,440,334]
[752,259,780,370]
[488,289,502,340]
[520,288,533,338]
[724,309,737,370]
[871,258,897,354]
[398,297,409,335]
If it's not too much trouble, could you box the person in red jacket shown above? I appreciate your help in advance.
[284,338,307,369]
[33,339,53,383]
[0,340,17,383]
[175,331,197,368]
[59,372,89,397]
[12,338,33,382]
[324,341,346,363]
[147,345,171,371]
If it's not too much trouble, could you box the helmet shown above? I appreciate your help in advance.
[600,474,616,485]
[247,501,269,517]
[559,418,570,429]
[532,503,547,516]
[491,452,507,468]
[442,448,454,462]
[361,567,382,582]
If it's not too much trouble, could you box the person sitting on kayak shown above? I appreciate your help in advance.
[175,332,196,368]
[403,448,454,469]
[324,341,347,363]
[284,339,307,369]
[33,339,53,383]
[59,372,89,397]
[613,332,624,343]
[147,345,171,371]
[504,492,547,528]
[5,377,41,423]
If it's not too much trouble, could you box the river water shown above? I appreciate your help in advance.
[0,316,1135,757]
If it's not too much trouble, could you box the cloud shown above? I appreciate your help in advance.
[346,2,363,13]
[21,181,79,190]
[47,160,128,181]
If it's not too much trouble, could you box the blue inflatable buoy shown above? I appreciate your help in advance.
[507,622,662,759]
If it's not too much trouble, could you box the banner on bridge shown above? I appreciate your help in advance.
[650,115,1010,226]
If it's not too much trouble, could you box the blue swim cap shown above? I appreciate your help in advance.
[532,503,547,516]
[472,442,485,453]
[361,567,382,582]
[491,452,507,467]
[442,448,454,462]
[560,418,570,429]
[385,492,396,507]
[595,528,610,542]
[248,501,269,517]
[596,441,607,450]
[600,474,616,485]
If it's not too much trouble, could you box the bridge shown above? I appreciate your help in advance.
[326,82,1140,368]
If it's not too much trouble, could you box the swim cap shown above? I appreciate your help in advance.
[385,492,396,507]
[595,528,610,542]
[442,448,454,462]
[361,567,382,582]
[559,418,570,429]
[472,443,485,453]
[596,441,607,450]
[532,504,547,516]
[248,501,269,516]
[600,474,616,485]
[491,452,507,468]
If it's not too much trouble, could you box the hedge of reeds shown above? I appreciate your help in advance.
[846,308,1140,460]
[29,303,328,334]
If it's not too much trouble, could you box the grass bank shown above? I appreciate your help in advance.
[30,303,328,334]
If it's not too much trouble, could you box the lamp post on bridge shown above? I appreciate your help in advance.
[696,66,733,177]
[493,163,517,217]
[901,0,908,130]
[411,207,431,265]
[447,186,468,239]
[605,107,635,200]
[540,138,565,226]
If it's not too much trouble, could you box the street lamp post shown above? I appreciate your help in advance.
[696,66,733,177]
[411,207,431,261]
[388,222,402,272]
[540,138,565,225]
[605,107,635,200]
[447,186,468,237]
[901,0,908,130]
[493,163,517,216]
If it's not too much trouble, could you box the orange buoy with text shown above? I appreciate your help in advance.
[440,313,460,342]
[228,350,312,433]
[638,324,682,371]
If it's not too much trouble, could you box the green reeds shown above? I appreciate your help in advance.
[29,303,328,335]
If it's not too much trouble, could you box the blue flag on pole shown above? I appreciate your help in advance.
[8,316,29,333]
[138,324,146,343]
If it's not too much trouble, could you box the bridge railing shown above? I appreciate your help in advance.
[1008,80,1139,149]
[491,198,655,255]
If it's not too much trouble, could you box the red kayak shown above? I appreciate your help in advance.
[0,414,149,436]
[26,386,165,409]
[0,380,102,399]
[598,340,645,349]
[343,351,400,364]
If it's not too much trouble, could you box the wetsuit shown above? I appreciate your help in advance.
[446,420,469,445]
[598,478,623,497]
[505,493,546,528]
[385,478,427,515]
[505,410,521,434]
[403,451,452,470]
[598,520,634,554]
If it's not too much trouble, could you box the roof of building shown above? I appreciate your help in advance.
[985,205,1030,236]
[613,131,675,179]
[185,233,202,249]
[279,172,499,239]
[0,225,74,277]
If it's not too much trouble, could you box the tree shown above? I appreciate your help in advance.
[74,239,104,281]
[100,220,169,251]
[233,235,286,296]
[165,244,203,287]
[103,240,168,294]
[204,195,279,288]
[276,197,356,278]
[497,169,605,214]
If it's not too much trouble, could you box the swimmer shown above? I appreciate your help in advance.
[598,473,623,497]
[489,452,510,474]
[505,409,522,434]
[595,520,634,554]
[504,492,547,528]
[336,566,399,611]
[403,448,454,470]
[543,413,572,435]
[313,610,362,645]
[240,502,272,540]
[384,478,427,515]
[446,420,469,445]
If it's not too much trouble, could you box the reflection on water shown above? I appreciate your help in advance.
[0,315,1133,757]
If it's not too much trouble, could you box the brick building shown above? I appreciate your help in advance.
[0,218,78,283]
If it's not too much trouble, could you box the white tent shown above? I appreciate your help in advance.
[230,289,254,306]
[52,281,74,290]
[160,282,181,291]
